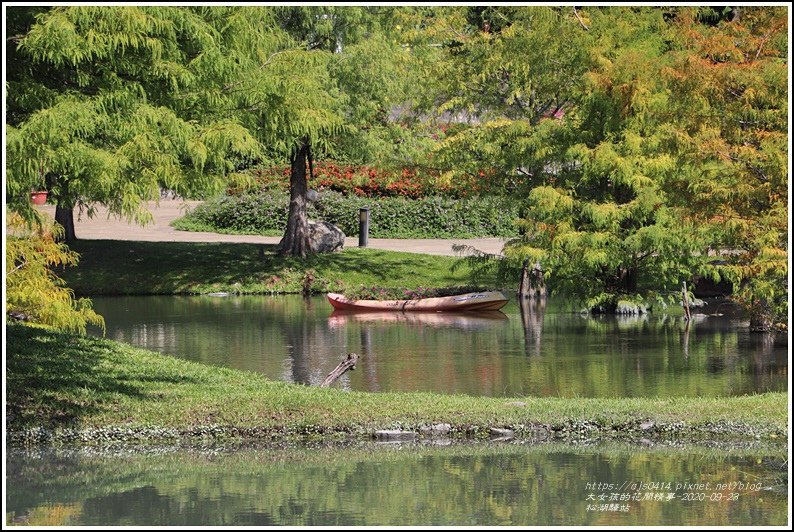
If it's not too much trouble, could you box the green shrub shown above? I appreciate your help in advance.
[173,192,289,236]
[6,212,105,333]
[173,191,519,239]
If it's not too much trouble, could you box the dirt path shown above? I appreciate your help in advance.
[36,199,508,257]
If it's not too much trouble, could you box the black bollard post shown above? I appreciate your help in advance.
[359,207,369,247]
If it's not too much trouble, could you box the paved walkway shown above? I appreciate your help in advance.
[36,199,507,257]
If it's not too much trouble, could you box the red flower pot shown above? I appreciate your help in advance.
[30,191,48,205]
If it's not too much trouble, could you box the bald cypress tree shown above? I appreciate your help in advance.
[423,6,787,326]
[267,6,410,256]
[425,7,702,311]
[6,6,262,241]
[661,7,788,330]
[5,6,265,329]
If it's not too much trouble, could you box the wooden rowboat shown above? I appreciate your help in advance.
[326,291,509,312]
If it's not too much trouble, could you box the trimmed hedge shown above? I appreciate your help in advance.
[173,190,519,238]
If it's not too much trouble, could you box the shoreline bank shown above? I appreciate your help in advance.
[7,324,787,448]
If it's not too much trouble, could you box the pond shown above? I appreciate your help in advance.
[5,441,787,526]
[87,295,787,397]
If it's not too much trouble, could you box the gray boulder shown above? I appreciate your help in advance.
[308,221,345,253]
[375,430,417,442]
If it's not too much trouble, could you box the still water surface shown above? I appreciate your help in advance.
[88,295,787,397]
[5,441,787,526]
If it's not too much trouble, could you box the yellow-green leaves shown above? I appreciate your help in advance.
[21,6,172,67]
[6,212,105,333]
[526,186,574,222]
[661,7,788,327]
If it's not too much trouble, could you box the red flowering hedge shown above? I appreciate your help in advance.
[231,162,474,199]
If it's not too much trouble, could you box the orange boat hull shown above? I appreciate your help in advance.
[326,291,509,312]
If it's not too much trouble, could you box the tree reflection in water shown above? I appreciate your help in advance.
[87,295,788,398]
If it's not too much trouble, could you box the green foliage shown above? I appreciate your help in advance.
[326,22,427,164]
[5,212,104,333]
[316,192,518,238]
[174,191,519,239]
[6,5,419,257]
[496,8,707,311]
[174,192,289,236]
[213,6,419,166]
[421,6,787,321]
[6,6,786,322]
[425,6,593,195]
[659,7,788,329]
[210,6,432,256]
[5,6,264,224]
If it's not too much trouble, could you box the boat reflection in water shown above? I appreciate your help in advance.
[328,309,509,331]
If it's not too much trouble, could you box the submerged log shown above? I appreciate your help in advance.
[320,352,359,387]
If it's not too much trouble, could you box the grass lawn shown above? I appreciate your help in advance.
[6,324,787,444]
[171,217,285,237]
[62,240,499,296]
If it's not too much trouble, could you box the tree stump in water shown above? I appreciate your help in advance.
[682,281,692,322]
[320,353,359,387]
[518,258,545,298]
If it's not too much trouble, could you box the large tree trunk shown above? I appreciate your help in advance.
[54,204,77,243]
[619,267,637,293]
[278,138,311,257]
